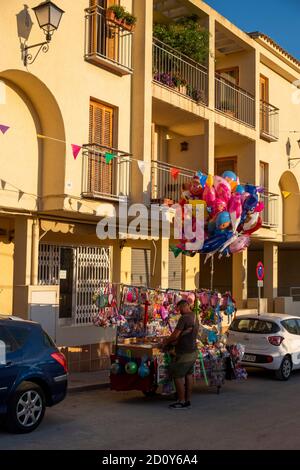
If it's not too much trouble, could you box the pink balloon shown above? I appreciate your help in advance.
[216,183,231,203]
[228,194,242,232]
[241,192,250,203]
[203,185,216,207]
[255,201,265,213]
[229,235,251,254]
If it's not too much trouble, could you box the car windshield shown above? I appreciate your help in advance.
[230,318,280,334]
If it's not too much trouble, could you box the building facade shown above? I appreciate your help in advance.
[1,0,300,371]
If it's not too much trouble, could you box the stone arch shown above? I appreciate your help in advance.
[279,171,300,241]
[0,69,66,209]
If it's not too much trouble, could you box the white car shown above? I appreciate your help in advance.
[227,314,300,380]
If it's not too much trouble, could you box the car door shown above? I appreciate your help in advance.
[0,325,23,406]
[281,319,300,368]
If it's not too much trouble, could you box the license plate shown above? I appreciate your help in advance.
[243,354,256,363]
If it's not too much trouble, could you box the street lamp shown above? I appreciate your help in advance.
[23,1,64,66]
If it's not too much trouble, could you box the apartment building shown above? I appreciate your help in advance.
[1,0,300,371]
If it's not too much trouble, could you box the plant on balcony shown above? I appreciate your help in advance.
[153,72,176,88]
[153,16,210,65]
[107,5,126,25]
[122,12,137,32]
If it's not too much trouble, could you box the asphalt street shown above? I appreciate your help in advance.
[1,368,300,450]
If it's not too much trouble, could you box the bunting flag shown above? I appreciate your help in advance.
[18,190,24,201]
[170,167,180,180]
[0,124,10,134]
[0,179,6,190]
[137,160,146,175]
[71,144,82,160]
[282,191,292,199]
[105,152,116,164]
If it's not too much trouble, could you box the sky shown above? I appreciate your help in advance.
[204,0,300,60]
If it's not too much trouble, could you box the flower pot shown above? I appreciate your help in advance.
[179,85,187,95]
[122,21,135,32]
[106,10,116,21]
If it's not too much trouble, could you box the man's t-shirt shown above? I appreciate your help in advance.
[175,313,199,355]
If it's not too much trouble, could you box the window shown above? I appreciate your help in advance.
[281,319,300,336]
[216,67,239,86]
[0,326,17,353]
[8,326,30,349]
[215,157,237,177]
[43,331,56,348]
[230,318,280,334]
[89,99,114,195]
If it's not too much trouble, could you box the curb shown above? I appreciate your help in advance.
[68,382,110,394]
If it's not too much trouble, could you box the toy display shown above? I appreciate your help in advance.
[172,170,264,258]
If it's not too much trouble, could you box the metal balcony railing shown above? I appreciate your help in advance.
[152,38,208,105]
[82,144,131,201]
[260,100,279,141]
[84,5,133,73]
[215,74,255,127]
[260,191,279,228]
[151,160,195,203]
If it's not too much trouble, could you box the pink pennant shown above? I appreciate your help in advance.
[0,124,10,135]
[71,144,82,160]
[170,168,180,180]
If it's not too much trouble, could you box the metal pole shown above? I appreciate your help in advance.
[258,284,261,316]
[210,255,214,291]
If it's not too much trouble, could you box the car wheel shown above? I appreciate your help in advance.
[275,356,292,381]
[6,381,46,434]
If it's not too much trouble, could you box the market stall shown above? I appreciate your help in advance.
[92,284,247,397]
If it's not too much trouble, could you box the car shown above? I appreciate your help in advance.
[227,313,300,381]
[0,316,67,433]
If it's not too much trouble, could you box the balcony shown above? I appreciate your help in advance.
[215,74,255,127]
[82,144,131,201]
[152,39,208,106]
[84,5,133,75]
[151,160,195,204]
[260,192,279,228]
[260,100,279,142]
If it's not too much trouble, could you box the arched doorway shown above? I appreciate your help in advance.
[279,171,300,241]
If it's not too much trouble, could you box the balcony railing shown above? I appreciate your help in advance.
[152,38,208,105]
[84,5,133,74]
[260,100,279,141]
[151,160,195,203]
[260,191,279,228]
[82,144,131,201]
[215,74,255,127]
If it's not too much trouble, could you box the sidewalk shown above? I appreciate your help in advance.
[68,370,110,393]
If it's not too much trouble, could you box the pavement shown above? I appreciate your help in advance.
[68,370,110,392]
[2,368,300,450]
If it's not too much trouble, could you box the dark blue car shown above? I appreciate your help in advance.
[0,316,67,433]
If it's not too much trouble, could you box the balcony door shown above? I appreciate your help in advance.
[90,0,119,61]
[260,75,269,133]
[215,156,237,176]
[89,99,114,195]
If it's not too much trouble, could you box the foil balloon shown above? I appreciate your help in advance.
[222,170,237,182]
[203,185,216,207]
[228,193,242,232]
[228,235,251,254]
[241,213,262,235]
[241,195,258,222]
[111,361,121,375]
[235,185,245,195]
[201,231,233,254]
[125,361,138,375]
[138,363,150,378]
[245,184,258,196]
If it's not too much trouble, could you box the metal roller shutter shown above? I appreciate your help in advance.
[168,252,182,290]
[131,249,151,287]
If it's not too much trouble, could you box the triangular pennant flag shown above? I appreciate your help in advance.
[137,160,146,175]
[0,179,6,190]
[105,152,116,164]
[282,191,291,199]
[71,144,82,160]
[18,190,24,202]
[0,124,10,135]
[170,168,180,180]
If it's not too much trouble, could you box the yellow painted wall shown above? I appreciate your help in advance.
[0,240,14,314]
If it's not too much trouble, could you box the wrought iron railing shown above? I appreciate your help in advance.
[260,191,279,228]
[151,160,195,203]
[215,74,255,127]
[84,5,133,72]
[82,144,131,201]
[260,100,279,141]
[152,38,208,105]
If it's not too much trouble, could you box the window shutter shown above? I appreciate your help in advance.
[89,100,114,195]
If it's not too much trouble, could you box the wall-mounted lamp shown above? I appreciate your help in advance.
[288,139,300,168]
[23,1,64,66]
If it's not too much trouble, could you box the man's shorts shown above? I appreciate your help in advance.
[169,351,198,379]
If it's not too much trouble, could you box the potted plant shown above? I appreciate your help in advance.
[106,5,125,25]
[122,12,137,32]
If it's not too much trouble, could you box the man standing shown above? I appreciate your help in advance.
[162,300,199,409]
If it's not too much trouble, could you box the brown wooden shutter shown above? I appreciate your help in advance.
[168,252,182,290]
[89,100,114,195]
[131,250,151,287]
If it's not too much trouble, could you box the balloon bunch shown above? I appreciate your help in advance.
[172,171,264,258]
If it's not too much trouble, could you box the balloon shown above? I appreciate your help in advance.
[241,192,250,203]
[138,363,150,378]
[212,198,227,216]
[222,171,237,182]
[228,235,251,254]
[111,362,121,375]
[125,361,138,375]
[245,184,258,196]
[201,231,233,254]
[197,171,208,188]
[241,195,259,222]
[160,305,169,321]
[230,181,238,192]
[228,193,242,232]
[215,211,231,230]
[255,201,265,213]
[206,174,214,188]
[235,185,245,195]
[215,179,231,203]
[203,185,216,207]
[241,213,262,235]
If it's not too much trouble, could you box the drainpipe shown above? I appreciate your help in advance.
[31,218,40,286]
